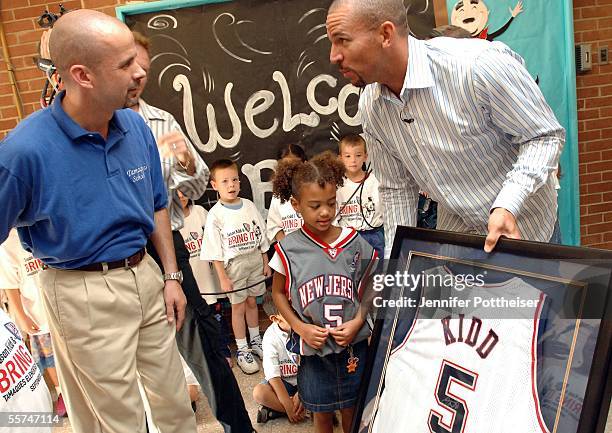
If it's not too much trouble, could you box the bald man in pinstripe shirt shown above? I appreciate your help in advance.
[327,0,564,257]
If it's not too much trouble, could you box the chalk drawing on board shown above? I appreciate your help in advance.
[202,69,214,93]
[147,14,178,29]
[150,34,188,55]
[213,13,272,64]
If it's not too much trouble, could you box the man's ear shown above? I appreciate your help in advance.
[210,179,218,191]
[69,64,94,89]
[380,21,396,48]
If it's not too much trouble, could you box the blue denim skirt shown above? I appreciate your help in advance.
[297,339,368,412]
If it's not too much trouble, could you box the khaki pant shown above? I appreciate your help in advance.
[40,254,196,433]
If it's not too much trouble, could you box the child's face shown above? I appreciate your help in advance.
[291,182,337,234]
[211,166,240,203]
[177,190,189,210]
[339,143,367,176]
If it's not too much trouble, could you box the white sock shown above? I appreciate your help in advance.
[236,338,248,352]
[249,327,261,342]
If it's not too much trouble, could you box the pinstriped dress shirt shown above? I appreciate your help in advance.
[359,36,564,257]
[137,99,210,231]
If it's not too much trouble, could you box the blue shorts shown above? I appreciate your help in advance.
[297,339,368,412]
[261,378,298,397]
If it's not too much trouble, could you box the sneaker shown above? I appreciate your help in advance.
[251,338,264,359]
[55,393,67,417]
[237,349,259,374]
[256,405,285,423]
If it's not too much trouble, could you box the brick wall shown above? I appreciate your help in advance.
[1,1,611,248]
[574,0,612,249]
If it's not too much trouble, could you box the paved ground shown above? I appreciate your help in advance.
[50,361,337,433]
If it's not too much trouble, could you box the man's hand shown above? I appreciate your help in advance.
[157,131,193,166]
[163,280,186,331]
[484,207,521,253]
[328,316,364,347]
[296,323,329,350]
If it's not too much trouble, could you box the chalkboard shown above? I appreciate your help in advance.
[118,0,446,215]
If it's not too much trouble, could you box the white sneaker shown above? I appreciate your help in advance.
[237,349,259,374]
[251,339,264,359]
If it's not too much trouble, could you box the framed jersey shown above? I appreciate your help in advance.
[353,227,612,433]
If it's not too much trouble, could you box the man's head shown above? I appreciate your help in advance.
[127,31,151,108]
[327,0,408,88]
[49,9,145,110]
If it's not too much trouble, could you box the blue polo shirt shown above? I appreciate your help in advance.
[0,92,168,269]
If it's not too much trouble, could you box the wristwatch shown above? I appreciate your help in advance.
[163,271,183,284]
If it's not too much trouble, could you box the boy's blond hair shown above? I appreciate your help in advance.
[338,134,367,154]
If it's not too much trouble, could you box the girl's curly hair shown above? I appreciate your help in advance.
[273,150,345,203]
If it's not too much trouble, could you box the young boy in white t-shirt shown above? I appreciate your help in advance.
[0,308,53,433]
[201,159,271,374]
[0,229,65,417]
[252,314,303,424]
[336,134,385,259]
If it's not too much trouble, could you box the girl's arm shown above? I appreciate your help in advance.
[271,272,328,350]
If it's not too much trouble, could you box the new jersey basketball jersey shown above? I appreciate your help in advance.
[371,269,549,433]
[274,226,378,357]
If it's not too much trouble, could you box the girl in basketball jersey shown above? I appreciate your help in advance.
[269,151,378,433]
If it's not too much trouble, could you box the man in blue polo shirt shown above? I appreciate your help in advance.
[0,10,196,433]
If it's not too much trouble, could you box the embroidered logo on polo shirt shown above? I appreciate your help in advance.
[126,164,149,183]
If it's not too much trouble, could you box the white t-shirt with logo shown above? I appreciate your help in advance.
[179,205,225,305]
[0,309,53,433]
[336,173,383,231]
[262,322,298,386]
[201,198,270,264]
[266,197,303,243]
[0,230,48,334]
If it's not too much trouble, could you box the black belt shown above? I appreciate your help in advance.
[74,248,146,272]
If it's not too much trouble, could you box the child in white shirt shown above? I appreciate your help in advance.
[0,229,65,417]
[266,144,306,243]
[0,308,53,433]
[336,134,384,259]
[201,159,271,374]
[252,314,304,424]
